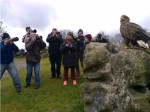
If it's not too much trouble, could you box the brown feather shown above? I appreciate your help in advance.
[120,15,150,47]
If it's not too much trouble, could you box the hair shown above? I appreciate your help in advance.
[52,28,57,31]
[65,35,72,41]
[67,32,74,39]
[2,32,10,40]
[78,29,83,34]
[25,27,31,31]
[85,34,92,41]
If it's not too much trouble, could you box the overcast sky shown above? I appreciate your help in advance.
[0,0,150,48]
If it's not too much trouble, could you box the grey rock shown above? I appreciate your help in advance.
[80,43,150,112]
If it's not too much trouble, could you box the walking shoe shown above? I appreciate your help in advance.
[57,76,61,78]
[24,85,30,88]
[16,88,21,93]
[73,80,77,85]
[50,75,55,78]
[35,85,40,89]
[63,80,67,85]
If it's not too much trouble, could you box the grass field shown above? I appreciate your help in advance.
[0,57,84,112]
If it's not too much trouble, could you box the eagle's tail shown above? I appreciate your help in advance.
[137,40,149,48]
[136,31,150,48]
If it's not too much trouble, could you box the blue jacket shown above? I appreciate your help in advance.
[0,42,19,64]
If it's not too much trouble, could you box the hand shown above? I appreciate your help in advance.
[52,32,57,37]
[31,34,37,42]
[52,33,56,37]
[77,38,80,41]
[66,43,69,47]
[9,41,14,44]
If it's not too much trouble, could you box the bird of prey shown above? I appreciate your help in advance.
[120,15,150,49]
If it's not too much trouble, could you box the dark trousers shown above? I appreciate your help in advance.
[64,67,76,81]
[49,54,61,77]
[76,52,83,75]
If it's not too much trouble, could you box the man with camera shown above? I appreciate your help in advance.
[24,27,46,89]
[0,33,21,93]
[46,28,63,78]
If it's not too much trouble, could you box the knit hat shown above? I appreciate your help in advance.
[2,33,10,40]
[65,35,72,41]
[85,34,92,41]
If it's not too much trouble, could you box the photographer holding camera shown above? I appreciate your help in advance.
[24,27,46,89]
[60,35,77,85]
[0,33,21,93]
[46,28,63,78]
[74,29,85,76]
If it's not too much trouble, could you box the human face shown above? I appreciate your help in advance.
[85,37,89,43]
[26,28,32,34]
[78,31,83,37]
[4,38,9,45]
[65,39,71,44]
[52,29,57,36]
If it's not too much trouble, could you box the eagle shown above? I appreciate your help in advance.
[120,15,150,49]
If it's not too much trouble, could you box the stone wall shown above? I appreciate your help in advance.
[80,43,150,112]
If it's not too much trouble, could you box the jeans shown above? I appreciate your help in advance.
[0,62,21,89]
[26,62,40,86]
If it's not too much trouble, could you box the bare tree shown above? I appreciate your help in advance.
[0,21,8,41]
[110,33,124,45]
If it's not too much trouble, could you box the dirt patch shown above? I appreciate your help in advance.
[14,60,26,70]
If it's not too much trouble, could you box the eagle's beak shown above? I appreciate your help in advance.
[120,16,124,20]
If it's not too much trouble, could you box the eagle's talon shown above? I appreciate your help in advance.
[124,45,131,49]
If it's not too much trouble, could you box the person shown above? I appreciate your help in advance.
[84,34,92,44]
[22,27,39,76]
[60,35,77,85]
[67,31,75,41]
[95,33,108,43]
[74,29,85,76]
[0,33,21,92]
[24,27,46,89]
[22,27,32,43]
[46,28,63,78]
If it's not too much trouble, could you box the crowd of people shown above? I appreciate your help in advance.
[0,27,94,92]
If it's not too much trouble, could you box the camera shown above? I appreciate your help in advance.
[16,49,25,56]
[56,32,60,35]
[36,35,43,41]
[32,29,37,33]
[10,37,19,42]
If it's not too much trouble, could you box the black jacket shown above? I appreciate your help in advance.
[74,36,85,54]
[60,42,76,68]
[46,34,63,55]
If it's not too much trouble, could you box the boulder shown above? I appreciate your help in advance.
[80,43,150,112]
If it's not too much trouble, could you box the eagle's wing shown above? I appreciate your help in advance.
[120,22,150,41]
[120,22,139,40]
[127,22,150,48]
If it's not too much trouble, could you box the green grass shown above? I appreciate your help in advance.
[1,57,84,112]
